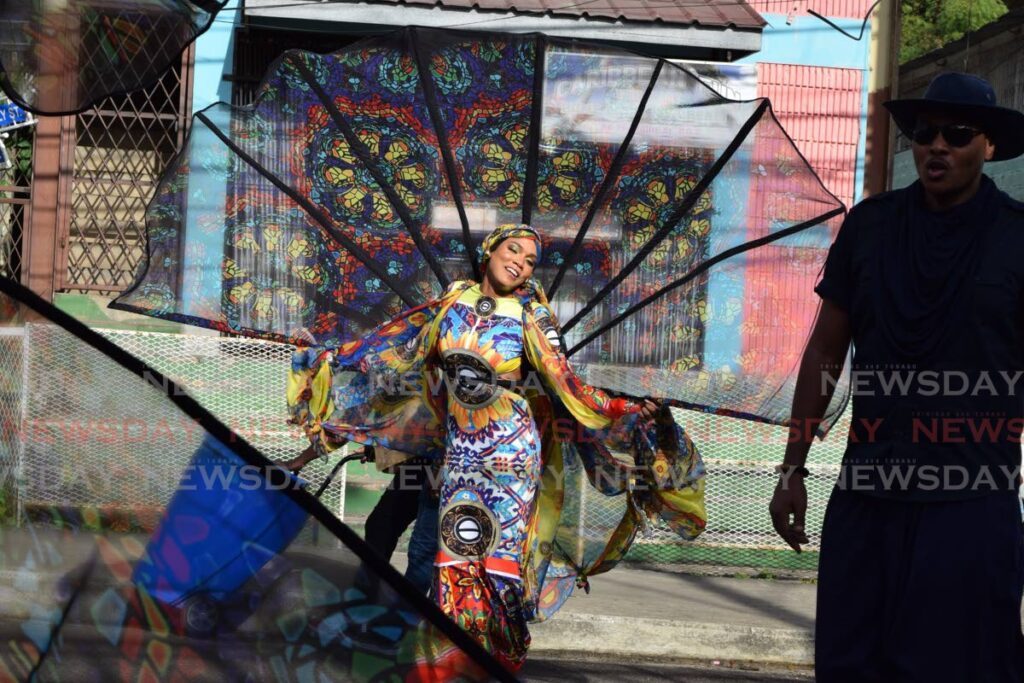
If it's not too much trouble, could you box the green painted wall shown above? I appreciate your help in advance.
[893,149,1024,200]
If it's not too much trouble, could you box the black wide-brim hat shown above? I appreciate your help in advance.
[884,71,1024,161]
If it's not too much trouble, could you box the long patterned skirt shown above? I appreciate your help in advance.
[434,393,541,671]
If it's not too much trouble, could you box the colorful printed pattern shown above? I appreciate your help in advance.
[116,28,844,429]
[0,456,491,683]
[287,279,708,667]
[0,520,482,682]
[430,36,535,225]
[434,287,539,670]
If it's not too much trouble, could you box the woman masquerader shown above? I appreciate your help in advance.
[287,224,706,671]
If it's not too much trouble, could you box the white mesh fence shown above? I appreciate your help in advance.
[0,328,23,522]
[2,324,346,523]
[570,409,849,572]
[1,323,856,571]
[647,409,844,547]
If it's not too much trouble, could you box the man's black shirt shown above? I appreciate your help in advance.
[815,176,1024,499]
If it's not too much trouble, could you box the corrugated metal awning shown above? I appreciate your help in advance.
[374,0,765,29]
[245,0,764,59]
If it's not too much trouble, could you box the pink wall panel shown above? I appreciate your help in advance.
[757,62,862,208]
[746,0,877,21]
[740,63,862,376]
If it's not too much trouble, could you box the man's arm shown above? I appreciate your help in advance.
[768,299,852,552]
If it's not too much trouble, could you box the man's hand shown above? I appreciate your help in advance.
[638,399,660,421]
[769,471,809,552]
[767,300,849,553]
[282,444,318,473]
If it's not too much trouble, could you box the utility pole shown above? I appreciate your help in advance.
[863,0,901,196]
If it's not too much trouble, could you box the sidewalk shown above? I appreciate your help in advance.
[531,567,816,668]
[392,553,818,669]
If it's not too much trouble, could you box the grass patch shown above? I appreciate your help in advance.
[625,543,820,572]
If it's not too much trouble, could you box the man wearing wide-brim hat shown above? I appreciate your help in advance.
[769,71,1024,681]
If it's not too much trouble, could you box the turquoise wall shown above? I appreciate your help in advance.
[193,5,240,112]
[747,14,873,70]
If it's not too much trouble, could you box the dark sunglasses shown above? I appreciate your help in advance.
[910,123,984,147]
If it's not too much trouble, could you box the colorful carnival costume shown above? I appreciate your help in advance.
[288,225,707,671]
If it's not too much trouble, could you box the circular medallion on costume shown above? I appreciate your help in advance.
[441,349,499,409]
[475,295,496,318]
[439,501,499,560]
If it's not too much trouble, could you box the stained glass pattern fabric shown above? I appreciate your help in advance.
[113,26,848,430]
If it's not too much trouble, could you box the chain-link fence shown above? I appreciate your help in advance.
[1,323,854,574]
[1,324,347,527]
[0,328,23,522]
[619,408,847,573]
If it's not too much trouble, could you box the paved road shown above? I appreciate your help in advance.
[523,657,813,681]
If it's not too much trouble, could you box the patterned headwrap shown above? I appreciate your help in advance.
[480,223,549,308]
[481,223,543,266]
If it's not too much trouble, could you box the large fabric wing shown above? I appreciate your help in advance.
[0,275,513,682]
[114,27,848,428]
[113,32,467,349]
[547,59,849,427]
[0,1,226,115]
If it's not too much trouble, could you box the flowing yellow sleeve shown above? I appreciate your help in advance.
[522,301,636,430]
[287,348,344,456]
[285,282,471,461]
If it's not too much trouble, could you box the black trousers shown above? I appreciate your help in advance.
[816,488,1024,682]
[362,464,427,563]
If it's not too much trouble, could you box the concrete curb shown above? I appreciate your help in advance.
[530,613,814,667]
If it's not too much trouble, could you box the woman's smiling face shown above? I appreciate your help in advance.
[483,237,537,295]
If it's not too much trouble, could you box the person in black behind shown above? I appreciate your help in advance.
[286,445,437,594]
[361,453,438,595]
[769,72,1024,681]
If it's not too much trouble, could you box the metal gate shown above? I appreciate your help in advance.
[0,126,33,281]
[60,49,193,292]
